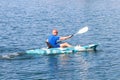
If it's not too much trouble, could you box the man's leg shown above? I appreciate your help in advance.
[60,42,72,48]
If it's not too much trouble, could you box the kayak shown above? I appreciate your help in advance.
[25,44,98,55]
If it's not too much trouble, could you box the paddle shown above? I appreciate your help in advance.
[73,26,88,36]
[69,26,88,38]
[57,26,88,43]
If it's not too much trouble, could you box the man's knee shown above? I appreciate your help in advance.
[60,42,69,48]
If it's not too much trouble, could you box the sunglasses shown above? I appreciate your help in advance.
[54,32,58,33]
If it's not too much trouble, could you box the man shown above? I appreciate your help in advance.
[47,29,73,48]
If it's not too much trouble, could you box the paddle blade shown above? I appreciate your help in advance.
[74,26,88,36]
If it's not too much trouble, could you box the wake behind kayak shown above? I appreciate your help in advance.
[0,52,25,60]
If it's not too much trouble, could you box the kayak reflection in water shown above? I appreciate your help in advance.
[46,29,73,48]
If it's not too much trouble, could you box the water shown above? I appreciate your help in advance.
[0,0,120,80]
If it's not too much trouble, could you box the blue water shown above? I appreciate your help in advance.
[0,0,120,80]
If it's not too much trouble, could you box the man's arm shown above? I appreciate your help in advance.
[59,35,73,40]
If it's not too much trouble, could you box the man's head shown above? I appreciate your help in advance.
[52,29,58,35]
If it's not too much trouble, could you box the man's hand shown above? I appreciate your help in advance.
[69,34,73,38]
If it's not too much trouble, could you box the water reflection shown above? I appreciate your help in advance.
[46,53,91,80]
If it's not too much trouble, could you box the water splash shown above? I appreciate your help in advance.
[0,52,25,59]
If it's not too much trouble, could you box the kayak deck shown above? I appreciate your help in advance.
[26,44,98,55]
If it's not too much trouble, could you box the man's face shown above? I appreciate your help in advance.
[52,30,58,36]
